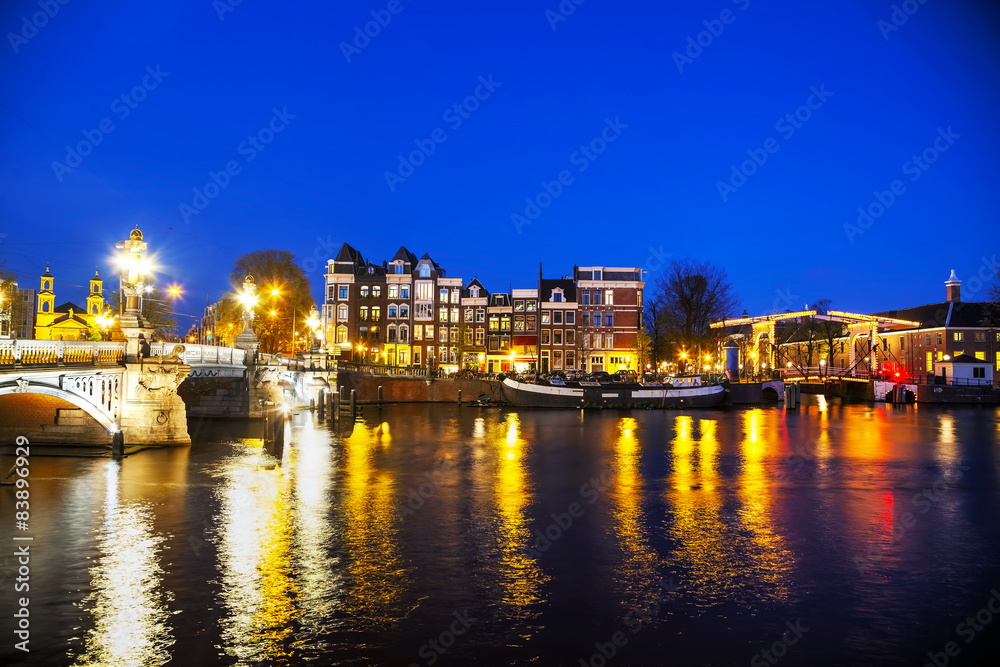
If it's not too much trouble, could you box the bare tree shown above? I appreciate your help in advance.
[652,259,740,357]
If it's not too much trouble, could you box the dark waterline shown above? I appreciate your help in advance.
[2,399,1000,666]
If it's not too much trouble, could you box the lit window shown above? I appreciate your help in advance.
[604,290,613,305]
[338,305,348,320]
[451,308,459,323]
[541,330,550,344]
[465,309,474,322]
[360,286,369,297]
[974,351,985,360]
[388,285,398,298]
[372,307,380,321]
[336,326,347,343]
[553,330,563,345]
[541,311,551,325]
[476,309,485,322]
[975,332,985,342]
[954,332,963,342]
[451,289,460,304]
[372,286,381,297]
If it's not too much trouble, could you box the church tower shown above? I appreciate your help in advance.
[37,266,55,320]
[87,268,105,317]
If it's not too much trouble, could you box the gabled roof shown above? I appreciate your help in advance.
[334,242,364,264]
[54,301,88,314]
[49,312,89,327]
[540,278,577,302]
[874,301,989,329]
[390,246,418,266]
[944,354,988,364]
[463,277,489,298]
[418,253,442,270]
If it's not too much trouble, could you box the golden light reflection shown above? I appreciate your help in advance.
[291,419,343,645]
[936,415,958,466]
[493,413,547,621]
[610,417,661,609]
[74,461,173,667]
[666,411,794,609]
[342,420,410,626]
[215,445,300,664]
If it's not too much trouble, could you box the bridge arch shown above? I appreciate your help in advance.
[0,385,116,431]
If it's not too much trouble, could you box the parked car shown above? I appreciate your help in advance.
[611,370,638,383]
[588,371,612,383]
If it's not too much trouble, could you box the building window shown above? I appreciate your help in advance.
[553,330,563,345]
[388,305,398,318]
[593,333,601,349]
[996,352,1000,371]
[899,336,905,351]
[439,328,447,342]
[526,301,536,312]
[936,333,943,345]
[470,286,479,298]
[501,318,510,331]
[553,350,563,368]
[360,307,368,321]
[489,316,499,331]
[339,285,349,299]
[475,329,484,345]
[327,286,335,301]
[541,330,550,344]
[514,300,525,312]
[541,311,551,325]
[566,312,575,325]
[926,352,933,371]
[604,290,613,305]
[400,285,410,299]
[514,315,525,331]
[338,305,348,320]
[593,313,602,327]
[451,308,459,323]
[526,315,536,331]
[372,307,381,321]
[954,332,964,342]
[566,330,575,345]
[419,266,430,278]
[582,312,590,327]
[924,333,931,345]
[400,305,409,318]
[416,303,432,319]
[426,325,434,340]
[413,349,421,365]
[973,367,986,379]
[552,292,563,302]
[399,325,408,343]
[388,326,397,343]
[439,308,448,322]
[605,334,613,349]
[360,286,369,298]
[592,291,602,305]
[372,286,381,297]
[567,351,575,368]
[336,326,347,343]
[593,270,602,280]
[582,291,590,306]
[440,288,449,302]
[975,351,985,360]
[553,312,563,325]
[975,332,985,342]
[396,264,404,274]
[388,285,398,298]
[606,313,613,328]
[414,326,422,341]
[417,283,433,300]
[465,328,473,344]
[465,309,474,322]
[451,289,460,303]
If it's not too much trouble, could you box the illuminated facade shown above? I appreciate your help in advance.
[33,268,106,340]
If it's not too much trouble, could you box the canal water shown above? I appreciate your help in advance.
[2,399,1000,666]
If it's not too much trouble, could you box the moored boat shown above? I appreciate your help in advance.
[499,375,726,409]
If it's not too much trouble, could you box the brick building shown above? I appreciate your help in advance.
[321,244,645,373]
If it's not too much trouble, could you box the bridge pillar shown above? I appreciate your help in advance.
[119,345,192,445]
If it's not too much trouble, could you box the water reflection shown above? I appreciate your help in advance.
[341,419,410,627]
[214,441,300,664]
[493,413,547,621]
[610,417,662,609]
[73,461,174,667]
[666,411,794,609]
[290,418,342,647]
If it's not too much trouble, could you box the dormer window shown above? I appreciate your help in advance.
[593,270,602,280]
[470,286,479,298]
[550,288,564,303]
[419,265,430,278]
[368,266,375,274]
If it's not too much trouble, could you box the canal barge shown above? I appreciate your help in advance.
[499,375,726,409]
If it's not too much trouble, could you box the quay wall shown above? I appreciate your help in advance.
[336,374,496,404]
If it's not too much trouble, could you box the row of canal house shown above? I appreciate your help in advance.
[773,271,998,386]
[321,243,645,374]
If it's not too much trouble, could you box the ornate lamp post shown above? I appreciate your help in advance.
[115,226,148,322]
[306,305,321,352]
[234,274,261,353]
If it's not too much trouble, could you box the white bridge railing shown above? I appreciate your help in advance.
[149,342,247,366]
[0,340,248,368]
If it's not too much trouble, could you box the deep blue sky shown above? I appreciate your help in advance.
[2,0,999,330]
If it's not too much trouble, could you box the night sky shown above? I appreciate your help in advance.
[2,0,999,332]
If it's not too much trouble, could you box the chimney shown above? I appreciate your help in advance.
[945,269,961,302]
